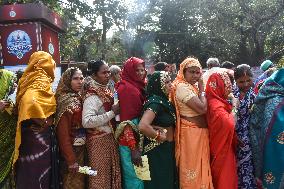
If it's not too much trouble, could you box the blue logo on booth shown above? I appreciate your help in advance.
[7,30,32,59]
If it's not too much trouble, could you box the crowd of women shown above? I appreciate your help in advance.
[0,50,283,189]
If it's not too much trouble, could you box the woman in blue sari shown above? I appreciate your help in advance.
[250,68,284,189]
[233,64,257,189]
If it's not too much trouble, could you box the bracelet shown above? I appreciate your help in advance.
[156,130,161,142]
[152,130,160,140]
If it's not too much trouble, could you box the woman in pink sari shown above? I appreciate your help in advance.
[206,71,238,189]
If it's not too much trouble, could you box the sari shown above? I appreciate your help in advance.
[206,72,238,189]
[142,71,178,189]
[115,57,146,189]
[0,69,16,189]
[170,58,213,189]
[55,67,86,189]
[233,88,257,189]
[15,51,59,189]
[250,68,284,189]
[82,76,121,189]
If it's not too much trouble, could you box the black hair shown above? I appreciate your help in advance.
[15,70,24,84]
[221,61,235,69]
[154,62,168,71]
[87,60,106,76]
[234,64,253,80]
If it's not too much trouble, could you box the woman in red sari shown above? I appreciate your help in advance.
[206,72,239,189]
[115,57,146,189]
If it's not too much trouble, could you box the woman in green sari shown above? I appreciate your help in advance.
[139,71,178,189]
[0,68,17,189]
[250,68,284,189]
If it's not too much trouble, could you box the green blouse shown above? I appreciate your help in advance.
[145,102,175,128]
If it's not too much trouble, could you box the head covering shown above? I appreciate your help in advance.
[145,71,175,113]
[147,71,170,98]
[120,57,146,91]
[14,51,56,164]
[54,67,82,125]
[206,72,232,111]
[175,57,202,82]
[260,60,273,71]
[116,57,147,121]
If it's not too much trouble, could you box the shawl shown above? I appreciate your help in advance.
[54,67,82,126]
[0,69,16,183]
[116,57,146,121]
[14,51,57,164]
[0,69,15,99]
[250,68,284,188]
[81,76,113,112]
[170,57,202,166]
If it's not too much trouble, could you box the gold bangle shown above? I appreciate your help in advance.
[153,130,159,140]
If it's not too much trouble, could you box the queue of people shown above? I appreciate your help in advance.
[0,51,283,189]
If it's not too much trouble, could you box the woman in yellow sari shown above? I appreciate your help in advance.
[170,57,213,189]
[15,51,58,189]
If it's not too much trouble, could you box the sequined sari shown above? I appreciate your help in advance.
[250,69,284,189]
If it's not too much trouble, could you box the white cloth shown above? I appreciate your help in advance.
[82,94,115,134]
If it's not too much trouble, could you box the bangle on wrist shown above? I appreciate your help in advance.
[152,130,159,140]
[156,130,161,142]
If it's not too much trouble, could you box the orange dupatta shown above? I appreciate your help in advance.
[170,57,202,167]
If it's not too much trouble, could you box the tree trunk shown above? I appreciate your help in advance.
[101,0,106,60]
[252,29,265,66]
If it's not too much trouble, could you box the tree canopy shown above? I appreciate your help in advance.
[1,0,283,66]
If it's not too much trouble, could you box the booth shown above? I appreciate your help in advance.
[0,2,67,67]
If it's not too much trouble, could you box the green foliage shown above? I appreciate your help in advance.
[1,0,283,66]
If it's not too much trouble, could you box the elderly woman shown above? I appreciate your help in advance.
[0,67,17,189]
[82,60,121,189]
[55,67,86,189]
[170,57,213,189]
[250,68,284,189]
[203,57,221,86]
[115,57,146,189]
[206,71,239,189]
[233,65,257,189]
[108,65,121,93]
[15,51,58,189]
[139,71,178,189]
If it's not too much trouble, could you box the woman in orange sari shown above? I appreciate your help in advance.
[206,72,238,189]
[171,57,213,189]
